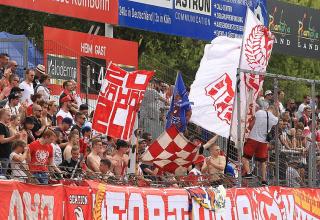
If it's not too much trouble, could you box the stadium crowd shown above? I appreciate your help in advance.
[0,52,318,188]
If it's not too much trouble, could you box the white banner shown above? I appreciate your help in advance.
[231,8,274,142]
[189,36,241,138]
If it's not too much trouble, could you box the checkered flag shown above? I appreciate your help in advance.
[142,125,199,175]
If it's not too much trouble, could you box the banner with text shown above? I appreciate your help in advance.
[119,0,268,40]
[43,26,138,99]
[1,0,118,24]
[268,0,320,59]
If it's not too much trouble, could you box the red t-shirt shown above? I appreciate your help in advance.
[29,140,53,172]
[79,138,88,156]
[26,104,33,117]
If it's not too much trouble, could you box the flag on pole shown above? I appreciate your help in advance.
[142,125,199,175]
[92,63,154,140]
[166,72,192,133]
[189,37,242,138]
[230,7,275,142]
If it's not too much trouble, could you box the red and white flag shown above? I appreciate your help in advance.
[142,125,199,175]
[189,37,242,138]
[92,63,154,140]
[231,8,274,142]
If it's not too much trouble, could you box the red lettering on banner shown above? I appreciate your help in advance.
[205,73,235,125]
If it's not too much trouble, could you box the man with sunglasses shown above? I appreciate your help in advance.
[71,112,86,137]
[30,104,48,139]
[19,69,35,106]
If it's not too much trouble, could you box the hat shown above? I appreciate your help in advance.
[8,92,20,100]
[62,117,73,125]
[265,90,273,96]
[60,95,72,103]
[10,87,23,93]
[116,139,129,149]
[193,155,205,164]
[36,64,45,74]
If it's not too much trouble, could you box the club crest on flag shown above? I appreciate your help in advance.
[205,73,234,125]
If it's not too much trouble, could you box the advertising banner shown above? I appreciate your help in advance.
[118,0,268,41]
[43,26,138,97]
[1,0,118,24]
[268,0,320,59]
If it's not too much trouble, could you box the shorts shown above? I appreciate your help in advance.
[243,138,268,162]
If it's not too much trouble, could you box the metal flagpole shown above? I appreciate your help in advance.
[309,82,316,187]
[273,78,280,185]
[236,68,242,186]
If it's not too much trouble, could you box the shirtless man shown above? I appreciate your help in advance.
[202,144,226,182]
[86,139,103,172]
[112,140,129,178]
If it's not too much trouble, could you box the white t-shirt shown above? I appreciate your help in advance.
[249,110,278,143]
[9,152,27,179]
[297,103,309,119]
[36,85,50,101]
[51,143,62,166]
[56,109,74,124]
[279,102,285,113]
[19,81,34,105]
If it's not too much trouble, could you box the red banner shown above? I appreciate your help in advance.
[43,26,138,98]
[92,63,154,140]
[1,180,320,219]
[2,0,118,24]
[0,180,64,220]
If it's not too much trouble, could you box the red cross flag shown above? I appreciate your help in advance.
[142,126,199,175]
[92,63,154,140]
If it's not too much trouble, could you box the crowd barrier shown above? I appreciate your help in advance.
[2,180,320,220]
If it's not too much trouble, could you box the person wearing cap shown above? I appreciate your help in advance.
[56,95,74,126]
[19,69,35,106]
[59,80,79,114]
[260,90,273,110]
[187,155,205,185]
[33,64,45,89]
[112,140,129,178]
[4,92,20,116]
[35,74,51,101]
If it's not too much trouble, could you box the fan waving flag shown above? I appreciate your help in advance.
[231,8,274,142]
[142,125,199,175]
[166,72,192,132]
[92,63,154,140]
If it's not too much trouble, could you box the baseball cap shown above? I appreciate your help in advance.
[8,92,20,101]
[10,87,24,93]
[60,95,72,103]
[265,90,273,96]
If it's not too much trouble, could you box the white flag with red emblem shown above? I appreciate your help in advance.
[142,125,199,175]
[189,36,242,138]
[230,8,274,142]
[92,63,154,141]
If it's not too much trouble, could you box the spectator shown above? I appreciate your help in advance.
[80,126,91,157]
[202,144,226,183]
[99,158,114,177]
[9,140,28,182]
[279,119,292,150]
[286,99,296,118]
[258,90,273,110]
[141,132,153,146]
[60,146,81,178]
[0,66,12,93]
[27,129,61,184]
[35,74,51,101]
[59,80,79,113]
[299,106,311,127]
[7,60,18,74]
[0,109,20,176]
[33,64,45,89]
[56,95,73,125]
[55,117,73,150]
[286,162,304,187]
[63,130,80,161]
[297,95,311,119]
[87,138,103,172]
[112,140,129,178]
[0,74,20,100]
[30,104,48,139]
[26,93,43,116]
[20,117,35,144]
[4,92,20,116]
[0,53,9,77]
[47,101,58,127]
[278,90,285,113]
[79,104,89,118]
[52,130,63,166]
[8,115,20,136]
[19,69,35,105]
[187,155,205,185]
[71,112,86,136]
[70,80,82,107]
[242,105,279,186]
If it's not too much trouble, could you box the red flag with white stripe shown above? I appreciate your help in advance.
[142,125,199,175]
[92,63,154,140]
